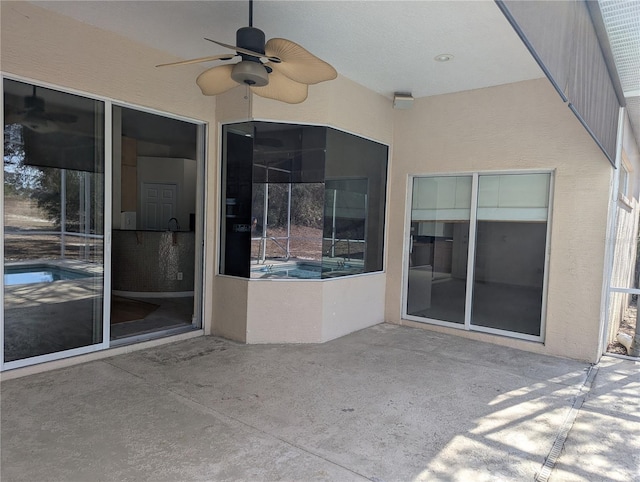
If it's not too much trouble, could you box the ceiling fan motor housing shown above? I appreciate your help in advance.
[237,27,265,58]
[232,26,269,86]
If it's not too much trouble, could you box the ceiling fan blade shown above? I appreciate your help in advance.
[250,68,308,104]
[156,54,237,68]
[265,38,337,85]
[204,38,280,62]
[46,112,78,124]
[196,64,239,95]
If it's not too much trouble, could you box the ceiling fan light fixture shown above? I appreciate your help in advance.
[231,60,269,86]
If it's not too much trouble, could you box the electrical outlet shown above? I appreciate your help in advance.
[177,272,183,280]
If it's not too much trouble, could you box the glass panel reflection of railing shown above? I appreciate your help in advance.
[249,236,365,279]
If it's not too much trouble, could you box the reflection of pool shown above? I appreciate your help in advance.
[4,265,92,286]
[251,261,360,280]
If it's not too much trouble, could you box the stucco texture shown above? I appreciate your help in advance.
[387,78,613,362]
[1,2,616,363]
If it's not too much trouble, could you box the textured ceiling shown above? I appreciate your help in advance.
[31,0,543,99]
[26,0,639,152]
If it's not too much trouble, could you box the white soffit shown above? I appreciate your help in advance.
[29,0,543,99]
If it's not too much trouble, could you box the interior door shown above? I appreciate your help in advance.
[141,182,177,230]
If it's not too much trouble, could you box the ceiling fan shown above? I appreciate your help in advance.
[156,0,337,104]
[8,86,78,133]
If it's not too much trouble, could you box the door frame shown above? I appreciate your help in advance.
[1,76,113,371]
[401,169,554,343]
[1,75,208,372]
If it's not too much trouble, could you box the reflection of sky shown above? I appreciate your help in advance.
[4,124,42,190]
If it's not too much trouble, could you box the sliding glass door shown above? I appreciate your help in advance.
[405,172,551,341]
[471,173,550,336]
[407,176,471,323]
[3,79,106,366]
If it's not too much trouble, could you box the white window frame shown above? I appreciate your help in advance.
[402,169,554,343]
[1,74,208,372]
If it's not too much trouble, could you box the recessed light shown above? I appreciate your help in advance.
[434,54,454,62]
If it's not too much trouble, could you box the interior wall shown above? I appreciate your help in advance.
[1,2,218,336]
[388,78,613,362]
[475,221,547,287]
[136,157,196,231]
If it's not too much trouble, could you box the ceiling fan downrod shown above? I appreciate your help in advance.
[231,0,269,86]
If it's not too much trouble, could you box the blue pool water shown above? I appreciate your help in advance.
[4,265,92,286]
[254,262,330,279]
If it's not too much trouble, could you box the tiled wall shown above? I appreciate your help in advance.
[112,230,195,293]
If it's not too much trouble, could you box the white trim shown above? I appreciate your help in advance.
[599,107,625,357]
[2,77,111,370]
[193,123,207,331]
[103,100,113,348]
[404,313,465,331]
[471,324,545,343]
[2,343,106,372]
[465,173,479,331]
[1,74,209,370]
[1,72,207,126]
[1,330,204,380]
[400,175,414,318]
[403,170,552,343]
[539,170,555,343]
[610,287,640,294]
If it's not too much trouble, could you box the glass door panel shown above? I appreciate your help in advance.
[406,176,472,323]
[471,173,550,335]
[3,79,105,363]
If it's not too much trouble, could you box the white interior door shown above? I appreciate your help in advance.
[141,183,177,230]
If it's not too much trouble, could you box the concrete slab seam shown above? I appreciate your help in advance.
[535,364,599,482]
[103,359,372,481]
[162,384,375,481]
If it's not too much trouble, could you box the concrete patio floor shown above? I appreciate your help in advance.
[1,323,638,481]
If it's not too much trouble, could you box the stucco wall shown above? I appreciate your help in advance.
[1,2,219,336]
[387,78,613,362]
[2,3,618,363]
[225,76,393,344]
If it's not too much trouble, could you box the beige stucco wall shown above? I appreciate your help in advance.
[387,78,613,362]
[224,75,393,344]
[1,2,219,337]
[2,2,620,365]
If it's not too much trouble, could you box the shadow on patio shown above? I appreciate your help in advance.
[1,324,638,481]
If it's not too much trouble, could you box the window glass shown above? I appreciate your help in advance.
[407,176,472,323]
[3,79,105,362]
[221,122,388,280]
[471,173,550,336]
[406,172,551,339]
[619,163,630,198]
